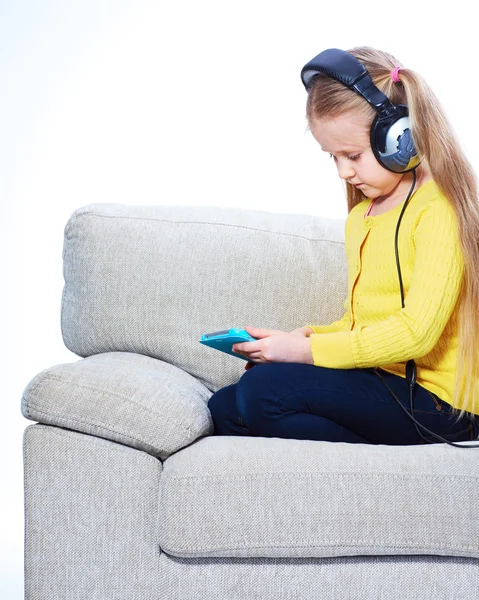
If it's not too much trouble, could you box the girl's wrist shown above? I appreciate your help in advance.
[302,337,314,364]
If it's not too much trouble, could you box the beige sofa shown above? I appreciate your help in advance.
[21,203,479,599]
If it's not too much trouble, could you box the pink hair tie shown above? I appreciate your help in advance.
[391,66,401,83]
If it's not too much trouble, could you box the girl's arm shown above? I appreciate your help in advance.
[303,312,350,335]
[307,199,465,369]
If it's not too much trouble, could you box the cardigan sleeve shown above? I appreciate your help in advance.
[308,199,465,369]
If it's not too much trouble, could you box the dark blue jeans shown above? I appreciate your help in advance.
[207,363,479,445]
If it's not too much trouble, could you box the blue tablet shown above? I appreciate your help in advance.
[200,328,258,361]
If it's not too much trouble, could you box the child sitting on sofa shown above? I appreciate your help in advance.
[208,46,479,447]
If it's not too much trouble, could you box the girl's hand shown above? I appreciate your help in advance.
[244,325,287,337]
[240,326,286,370]
[234,325,313,367]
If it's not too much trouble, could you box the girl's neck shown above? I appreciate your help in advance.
[373,169,432,205]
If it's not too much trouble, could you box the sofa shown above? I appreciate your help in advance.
[21,202,479,600]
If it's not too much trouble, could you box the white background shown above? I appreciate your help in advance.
[3,1,478,596]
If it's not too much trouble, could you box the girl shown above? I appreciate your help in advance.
[207,46,479,446]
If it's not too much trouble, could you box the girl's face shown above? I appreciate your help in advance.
[309,112,404,200]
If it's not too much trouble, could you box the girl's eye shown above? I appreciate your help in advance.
[329,153,360,161]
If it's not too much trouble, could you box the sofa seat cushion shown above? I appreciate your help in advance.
[158,435,479,559]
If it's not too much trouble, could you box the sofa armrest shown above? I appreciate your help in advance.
[21,351,214,461]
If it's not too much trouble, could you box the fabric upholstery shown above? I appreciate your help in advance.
[158,435,479,559]
[158,553,479,600]
[60,203,347,392]
[23,424,163,600]
[21,351,213,460]
[23,425,479,599]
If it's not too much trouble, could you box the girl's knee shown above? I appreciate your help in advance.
[208,386,231,415]
[207,384,239,426]
[236,366,275,430]
[207,392,220,419]
[208,383,254,436]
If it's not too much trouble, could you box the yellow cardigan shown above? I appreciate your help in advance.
[303,179,476,414]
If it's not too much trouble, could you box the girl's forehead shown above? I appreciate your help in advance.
[310,114,370,148]
[311,109,368,126]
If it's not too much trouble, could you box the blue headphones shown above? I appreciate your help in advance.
[300,48,422,174]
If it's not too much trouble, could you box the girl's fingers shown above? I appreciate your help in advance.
[234,343,255,352]
[245,326,282,337]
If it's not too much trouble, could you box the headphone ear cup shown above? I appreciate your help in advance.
[370,105,422,173]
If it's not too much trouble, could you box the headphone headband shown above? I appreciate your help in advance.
[300,48,397,118]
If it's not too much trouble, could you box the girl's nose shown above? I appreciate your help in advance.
[337,162,356,180]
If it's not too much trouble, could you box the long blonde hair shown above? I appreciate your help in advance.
[305,46,479,421]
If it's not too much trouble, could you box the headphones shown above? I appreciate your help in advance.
[300,48,422,174]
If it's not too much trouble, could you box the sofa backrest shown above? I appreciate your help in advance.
[61,203,347,391]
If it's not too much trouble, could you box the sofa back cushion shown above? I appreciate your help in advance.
[61,204,347,391]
